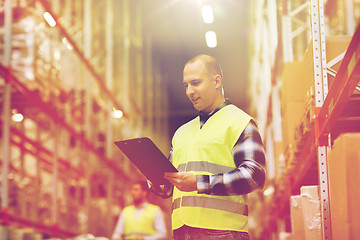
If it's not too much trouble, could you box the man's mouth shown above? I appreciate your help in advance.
[192,99,200,105]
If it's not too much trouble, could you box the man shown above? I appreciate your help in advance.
[150,54,266,239]
[112,181,167,240]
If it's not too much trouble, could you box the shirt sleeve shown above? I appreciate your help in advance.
[112,211,125,239]
[196,120,266,196]
[144,208,167,240]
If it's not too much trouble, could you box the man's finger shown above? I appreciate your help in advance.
[164,172,179,178]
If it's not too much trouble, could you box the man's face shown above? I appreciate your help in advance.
[183,60,218,114]
[130,184,146,204]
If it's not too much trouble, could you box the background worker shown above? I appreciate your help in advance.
[150,54,266,239]
[112,181,167,240]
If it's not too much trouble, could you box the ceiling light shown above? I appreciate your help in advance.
[62,38,73,50]
[112,107,123,119]
[12,111,24,122]
[263,186,275,196]
[205,31,217,48]
[44,12,56,27]
[202,5,214,24]
[54,49,61,60]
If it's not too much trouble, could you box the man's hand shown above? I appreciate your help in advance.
[164,172,197,192]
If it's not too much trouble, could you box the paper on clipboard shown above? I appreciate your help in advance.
[114,137,177,185]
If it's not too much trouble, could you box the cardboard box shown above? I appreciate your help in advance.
[282,102,307,147]
[290,195,306,240]
[325,35,352,73]
[282,36,351,106]
[300,185,321,240]
[328,133,360,240]
[281,62,314,103]
[303,35,352,87]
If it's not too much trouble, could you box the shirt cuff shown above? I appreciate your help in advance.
[196,175,211,194]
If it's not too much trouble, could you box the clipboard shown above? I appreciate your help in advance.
[114,137,178,185]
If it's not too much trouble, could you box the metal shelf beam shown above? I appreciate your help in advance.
[316,24,360,141]
[0,209,77,238]
[0,119,84,180]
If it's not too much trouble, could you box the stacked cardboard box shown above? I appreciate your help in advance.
[303,35,352,88]
[23,232,43,240]
[7,226,24,240]
[280,35,352,173]
[328,133,360,240]
[281,61,311,148]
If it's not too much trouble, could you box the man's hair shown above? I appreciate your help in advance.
[132,180,149,193]
[185,54,223,78]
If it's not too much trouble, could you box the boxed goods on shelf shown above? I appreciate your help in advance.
[284,143,297,172]
[294,88,315,149]
[281,102,306,149]
[23,231,43,240]
[290,195,305,240]
[7,226,25,240]
[324,36,352,72]
[279,232,294,240]
[303,35,352,87]
[300,185,321,240]
[281,35,352,148]
[281,61,314,104]
[290,186,321,240]
[274,141,288,181]
[328,133,360,240]
[5,226,43,240]
[281,60,313,148]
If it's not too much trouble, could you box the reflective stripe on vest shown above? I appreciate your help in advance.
[172,196,248,216]
[177,161,236,174]
[171,104,252,232]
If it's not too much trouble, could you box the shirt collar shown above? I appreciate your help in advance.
[199,99,230,128]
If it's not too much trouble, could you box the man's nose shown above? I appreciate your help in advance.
[186,85,194,95]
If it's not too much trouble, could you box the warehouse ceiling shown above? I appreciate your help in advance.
[141,0,251,134]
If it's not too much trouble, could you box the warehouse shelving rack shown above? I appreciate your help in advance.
[0,1,129,237]
[275,19,360,239]
[1,0,170,238]
[249,0,360,238]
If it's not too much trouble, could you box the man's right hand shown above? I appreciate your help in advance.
[164,171,197,192]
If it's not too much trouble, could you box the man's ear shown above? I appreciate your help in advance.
[214,74,222,89]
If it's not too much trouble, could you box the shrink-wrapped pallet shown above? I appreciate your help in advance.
[290,195,305,240]
[300,185,321,240]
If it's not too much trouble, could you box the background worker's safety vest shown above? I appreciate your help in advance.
[171,104,252,232]
[123,203,159,238]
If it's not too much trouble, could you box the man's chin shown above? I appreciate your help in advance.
[193,103,202,111]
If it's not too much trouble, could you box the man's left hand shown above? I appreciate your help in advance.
[164,172,197,192]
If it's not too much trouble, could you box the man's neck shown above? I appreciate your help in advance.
[201,98,228,116]
[208,96,226,114]
[134,201,147,209]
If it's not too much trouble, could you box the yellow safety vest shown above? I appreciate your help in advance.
[171,104,252,232]
[123,203,159,238]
